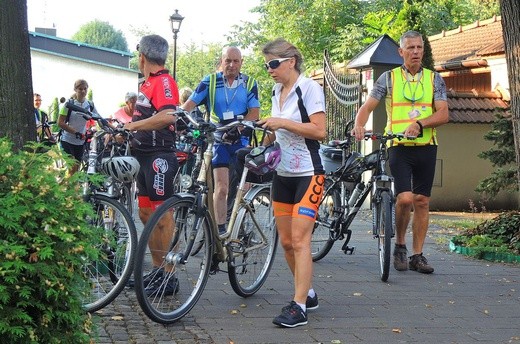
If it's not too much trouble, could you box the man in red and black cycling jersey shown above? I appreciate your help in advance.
[124,34,181,296]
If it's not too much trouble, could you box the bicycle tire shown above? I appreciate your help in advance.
[83,194,137,313]
[377,191,393,282]
[118,182,134,217]
[228,185,278,297]
[311,178,341,261]
[134,195,214,324]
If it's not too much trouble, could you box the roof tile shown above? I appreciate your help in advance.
[429,16,503,65]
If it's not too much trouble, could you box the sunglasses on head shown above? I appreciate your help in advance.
[264,57,291,70]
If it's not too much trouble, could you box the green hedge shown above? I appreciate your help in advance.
[0,139,103,343]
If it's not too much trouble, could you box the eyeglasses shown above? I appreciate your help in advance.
[264,57,292,70]
[136,43,139,51]
[402,79,424,103]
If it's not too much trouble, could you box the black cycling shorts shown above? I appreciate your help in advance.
[135,151,179,202]
[388,145,437,197]
[61,141,84,161]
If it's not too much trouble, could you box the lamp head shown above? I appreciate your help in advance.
[169,9,184,34]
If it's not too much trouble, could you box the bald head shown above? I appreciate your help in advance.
[221,46,243,79]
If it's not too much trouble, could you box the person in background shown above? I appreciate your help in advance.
[352,30,449,274]
[259,38,326,328]
[34,93,56,143]
[58,79,98,175]
[111,91,137,125]
[123,34,181,296]
[179,87,204,121]
[179,46,260,236]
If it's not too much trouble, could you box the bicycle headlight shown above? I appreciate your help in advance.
[180,174,192,189]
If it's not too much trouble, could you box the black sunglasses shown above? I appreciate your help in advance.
[264,57,291,70]
[136,43,139,51]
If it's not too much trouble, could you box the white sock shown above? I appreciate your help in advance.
[296,302,306,313]
[308,289,316,298]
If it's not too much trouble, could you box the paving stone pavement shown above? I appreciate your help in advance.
[91,212,520,344]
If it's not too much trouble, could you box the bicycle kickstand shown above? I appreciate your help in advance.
[340,229,355,255]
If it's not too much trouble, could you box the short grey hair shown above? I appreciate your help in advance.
[138,34,169,66]
[262,38,303,74]
[399,30,423,48]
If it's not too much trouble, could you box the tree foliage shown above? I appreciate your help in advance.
[476,114,518,198]
[227,0,500,72]
[72,20,129,52]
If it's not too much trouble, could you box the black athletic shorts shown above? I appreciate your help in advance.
[135,151,179,202]
[388,145,437,197]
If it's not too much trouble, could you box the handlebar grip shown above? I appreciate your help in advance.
[328,140,341,147]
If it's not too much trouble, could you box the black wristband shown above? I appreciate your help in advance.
[416,121,423,137]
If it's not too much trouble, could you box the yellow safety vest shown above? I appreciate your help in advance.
[208,73,256,124]
[385,67,436,146]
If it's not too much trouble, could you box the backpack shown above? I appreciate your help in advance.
[57,99,95,141]
[65,98,95,123]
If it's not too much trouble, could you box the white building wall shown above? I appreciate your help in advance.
[487,57,509,91]
[31,50,138,118]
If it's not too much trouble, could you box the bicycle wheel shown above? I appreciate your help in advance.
[311,178,341,261]
[83,194,137,313]
[228,185,278,297]
[134,195,213,324]
[376,191,393,282]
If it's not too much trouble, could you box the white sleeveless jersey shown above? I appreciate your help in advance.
[271,75,325,177]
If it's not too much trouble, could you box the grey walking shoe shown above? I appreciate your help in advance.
[409,253,434,274]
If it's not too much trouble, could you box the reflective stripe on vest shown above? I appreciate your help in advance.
[385,67,436,145]
[208,73,256,124]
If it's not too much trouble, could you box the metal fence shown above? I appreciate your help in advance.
[323,50,362,142]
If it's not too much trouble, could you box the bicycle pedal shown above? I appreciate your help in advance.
[227,239,245,254]
[342,246,355,255]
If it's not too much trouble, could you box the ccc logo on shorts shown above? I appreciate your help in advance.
[308,175,325,205]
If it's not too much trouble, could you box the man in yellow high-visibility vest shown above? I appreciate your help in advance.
[353,30,449,274]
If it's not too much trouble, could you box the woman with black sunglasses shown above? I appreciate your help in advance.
[258,38,326,328]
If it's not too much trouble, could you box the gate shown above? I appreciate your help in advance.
[323,50,362,141]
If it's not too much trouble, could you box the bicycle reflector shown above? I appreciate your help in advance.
[244,142,281,175]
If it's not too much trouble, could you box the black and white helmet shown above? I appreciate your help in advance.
[101,156,140,183]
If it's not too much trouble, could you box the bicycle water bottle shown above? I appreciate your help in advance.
[348,182,364,207]
[87,151,97,174]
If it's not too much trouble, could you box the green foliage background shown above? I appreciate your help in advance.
[72,19,129,52]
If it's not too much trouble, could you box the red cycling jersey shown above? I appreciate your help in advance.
[132,69,179,154]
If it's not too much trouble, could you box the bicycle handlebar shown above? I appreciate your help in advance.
[65,102,135,141]
[169,109,272,136]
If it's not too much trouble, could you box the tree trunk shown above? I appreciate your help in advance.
[500,0,520,204]
[0,0,36,150]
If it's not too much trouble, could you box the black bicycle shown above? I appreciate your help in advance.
[312,126,411,282]
[64,102,138,312]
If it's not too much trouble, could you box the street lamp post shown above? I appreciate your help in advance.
[169,9,184,81]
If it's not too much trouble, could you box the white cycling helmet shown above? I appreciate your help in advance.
[101,156,140,183]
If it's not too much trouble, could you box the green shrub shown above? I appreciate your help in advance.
[0,138,103,344]
[451,211,520,258]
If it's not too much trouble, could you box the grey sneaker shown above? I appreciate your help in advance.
[393,244,408,271]
[273,301,308,328]
[409,253,434,274]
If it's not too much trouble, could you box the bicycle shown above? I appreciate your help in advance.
[64,102,138,312]
[312,125,412,282]
[133,111,278,324]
